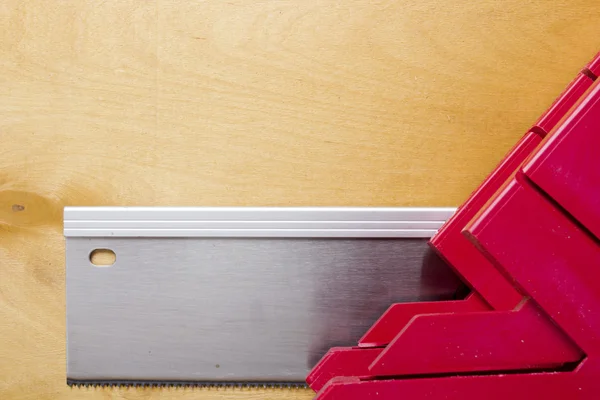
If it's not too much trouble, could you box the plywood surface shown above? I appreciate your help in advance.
[1,1,599,399]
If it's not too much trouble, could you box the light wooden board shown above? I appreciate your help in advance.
[1,1,599,399]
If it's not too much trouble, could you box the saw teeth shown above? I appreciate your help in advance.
[67,380,308,389]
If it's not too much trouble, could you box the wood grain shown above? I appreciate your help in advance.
[1,1,598,399]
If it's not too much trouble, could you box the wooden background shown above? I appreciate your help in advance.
[1,1,599,399]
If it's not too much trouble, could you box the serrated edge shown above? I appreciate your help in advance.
[67,379,308,389]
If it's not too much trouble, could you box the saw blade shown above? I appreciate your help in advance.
[67,379,309,388]
[65,207,460,385]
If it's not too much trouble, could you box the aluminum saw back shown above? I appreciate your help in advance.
[65,207,460,385]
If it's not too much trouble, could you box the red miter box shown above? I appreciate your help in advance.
[307,50,600,399]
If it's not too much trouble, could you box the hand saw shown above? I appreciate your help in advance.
[65,206,461,387]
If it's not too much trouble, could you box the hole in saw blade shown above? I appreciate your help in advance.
[89,249,116,267]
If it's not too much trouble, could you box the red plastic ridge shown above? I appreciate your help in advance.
[367,299,581,377]
[357,292,487,347]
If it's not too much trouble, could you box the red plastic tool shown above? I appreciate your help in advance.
[523,80,600,240]
[307,51,600,399]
